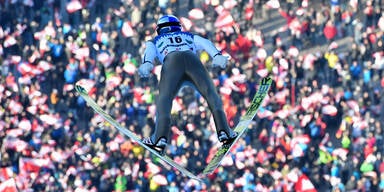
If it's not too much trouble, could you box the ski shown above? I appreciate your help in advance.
[75,84,202,182]
[201,76,273,176]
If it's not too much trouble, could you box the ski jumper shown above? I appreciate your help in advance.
[142,31,232,144]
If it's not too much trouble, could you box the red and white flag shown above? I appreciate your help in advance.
[291,135,311,145]
[37,60,53,72]
[74,47,90,60]
[18,119,31,132]
[256,48,267,60]
[121,21,134,37]
[300,114,312,127]
[221,155,234,166]
[276,108,290,119]
[266,0,280,9]
[106,75,122,88]
[44,25,56,38]
[257,108,274,119]
[131,162,140,179]
[288,46,299,57]
[223,0,237,9]
[19,158,54,174]
[66,0,82,13]
[39,114,59,125]
[6,128,23,138]
[188,8,204,20]
[0,26,4,39]
[214,10,235,28]
[378,16,384,31]
[8,100,23,114]
[294,174,317,192]
[303,53,317,69]
[17,62,34,76]
[97,52,111,66]
[3,36,17,48]
[151,174,168,186]
[123,63,137,75]
[180,17,193,31]
[0,178,18,192]
[10,55,21,64]
[0,167,14,182]
[245,4,254,20]
[4,138,28,152]
[19,158,41,173]
[347,100,359,113]
[146,162,161,175]
[256,68,269,77]
[322,104,338,116]
[234,176,246,187]
[332,148,349,159]
[349,0,358,9]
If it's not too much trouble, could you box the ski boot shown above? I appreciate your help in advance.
[142,136,167,156]
[218,130,238,145]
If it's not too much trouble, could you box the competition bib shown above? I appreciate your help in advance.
[153,32,196,62]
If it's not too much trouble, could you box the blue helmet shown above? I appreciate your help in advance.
[156,15,182,35]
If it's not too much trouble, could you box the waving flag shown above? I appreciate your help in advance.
[8,100,23,114]
[294,174,317,192]
[4,137,28,152]
[97,52,111,66]
[0,26,4,39]
[37,60,53,72]
[245,4,254,20]
[223,0,237,9]
[288,46,299,57]
[322,104,338,116]
[19,158,40,173]
[76,79,96,92]
[180,17,193,31]
[66,0,82,13]
[3,36,17,48]
[122,21,134,37]
[347,100,359,113]
[0,178,17,192]
[151,174,168,185]
[214,5,237,33]
[0,167,14,182]
[266,0,280,9]
[39,114,59,125]
[188,8,204,20]
[17,62,34,76]
[257,107,274,119]
[106,75,122,88]
[74,47,90,60]
[215,10,235,28]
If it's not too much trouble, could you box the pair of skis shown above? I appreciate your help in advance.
[75,76,272,181]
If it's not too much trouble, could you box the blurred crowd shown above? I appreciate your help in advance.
[1,0,384,191]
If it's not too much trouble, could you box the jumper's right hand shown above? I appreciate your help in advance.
[138,62,154,78]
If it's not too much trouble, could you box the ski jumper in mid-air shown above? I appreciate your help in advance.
[138,15,237,154]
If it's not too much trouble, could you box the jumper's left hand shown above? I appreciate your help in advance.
[138,62,154,78]
[212,55,228,69]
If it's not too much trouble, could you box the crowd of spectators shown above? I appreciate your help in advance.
[1,0,384,191]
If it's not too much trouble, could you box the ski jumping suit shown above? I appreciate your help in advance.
[141,31,231,143]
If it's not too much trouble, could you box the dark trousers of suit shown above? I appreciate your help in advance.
[152,50,230,143]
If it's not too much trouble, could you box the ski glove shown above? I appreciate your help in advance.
[212,54,228,69]
[138,62,154,78]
